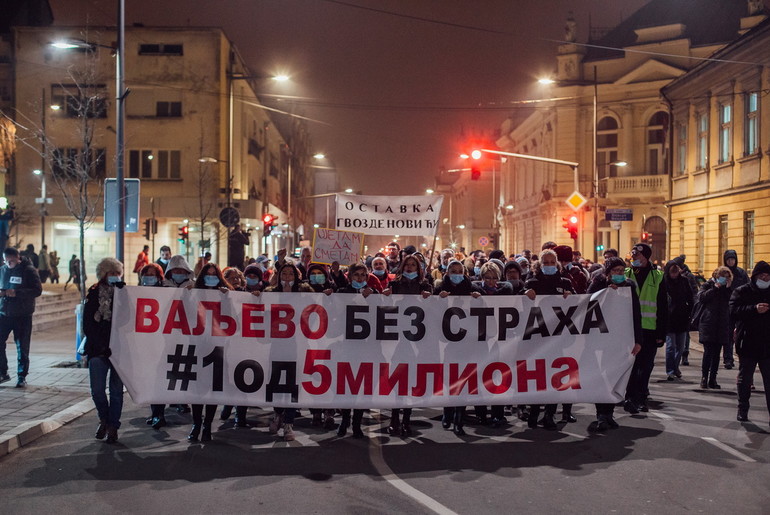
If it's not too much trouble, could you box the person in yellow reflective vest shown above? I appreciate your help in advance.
[623,243,668,414]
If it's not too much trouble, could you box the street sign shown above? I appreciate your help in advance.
[478,236,489,247]
[605,208,633,221]
[104,178,140,232]
[565,191,587,211]
[219,207,240,228]
[34,198,52,204]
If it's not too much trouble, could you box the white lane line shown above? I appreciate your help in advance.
[561,431,588,440]
[367,412,458,515]
[651,411,673,420]
[701,437,756,463]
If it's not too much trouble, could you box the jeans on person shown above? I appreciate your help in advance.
[0,315,33,379]
[737,356,770,414]
[665,332,687,375]
[88,356,124,428]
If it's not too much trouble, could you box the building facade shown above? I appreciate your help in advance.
[6,24,313,270]
[663,15,770,275]
[496,0,763,264]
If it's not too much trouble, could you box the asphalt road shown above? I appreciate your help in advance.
[1,362,769,514]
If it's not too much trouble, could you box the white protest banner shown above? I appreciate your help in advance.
[335,194,443,236]
[311,227,364,266]
[109,286,635,408]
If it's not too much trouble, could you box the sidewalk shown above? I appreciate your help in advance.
[0,287,92,457]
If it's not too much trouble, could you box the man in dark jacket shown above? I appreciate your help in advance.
[672,254,699,366]
[0,247,43,387]
[723,250,750,369]
[729,260,770,422]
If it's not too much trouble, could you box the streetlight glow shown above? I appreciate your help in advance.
[538,78,556,85]
[313,153,325,159]
[470,149,482,160]
[344,188,353,193]
[33,169,43,176]
[425,188,434,194]
[272,74,290,82]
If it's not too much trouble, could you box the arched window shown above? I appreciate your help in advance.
[597,116,619,179]
[647,111,669,175]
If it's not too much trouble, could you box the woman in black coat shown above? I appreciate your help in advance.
[382,254,432,436]
[698,266,734,389]
[663,260,694,381]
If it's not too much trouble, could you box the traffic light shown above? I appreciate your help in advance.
[563,215,579,240]
[262,213,275,237]
[596,244,605,252]
[471,167,481,180]
[488,232,497,248]
[177,224,189,243]
[143,218,152,240]
[641,231,653,243]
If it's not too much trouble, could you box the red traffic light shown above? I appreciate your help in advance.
[262,213,275,225]
[563,216,579,240]
[471,167,481,180]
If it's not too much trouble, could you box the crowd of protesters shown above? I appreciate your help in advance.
[79,241,770,444]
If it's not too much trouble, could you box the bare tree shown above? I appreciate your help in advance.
[3,51,107,302]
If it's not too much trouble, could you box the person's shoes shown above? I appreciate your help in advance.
[187,424,201,442]
[337,421,348,437]
[475,416,488,425]
[145,417,154,425]
[700,378,708,389]
[561,413,577,423]
[541,414,558,430]
[527,415,538,429]
[151,417,166,430]
[311,412,322,426]
[323,415,336,430]
[15,379,26,388]
[708,381,721,389]
[233,417,249,428]
[737,410,749,422]
[724,363,734,370]
[606,416,620,429]
[441,416,451,429]
[623,400,639,414]
[176,404,191,414]
[517,407,530,421]
[674,370,682,378]
[453,424,466,436]
[201,425,212,442]
[352,424,364,438]
[95,420,107,440]
[667,374,676,381]
[269,413,284,434]
[587,419,608,432]
[283,423,295,441]
[219,406,232,420]
[0,373,10,384]
[639,402,649,412]
[491,417,504,428]
[105,426,118,444]
[400,423,412,437]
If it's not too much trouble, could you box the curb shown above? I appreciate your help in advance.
[0,397,94,457]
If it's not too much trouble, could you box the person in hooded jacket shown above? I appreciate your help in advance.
[187,263,232,443]
[502,260,527,295]
[672,255,699,366]
[663,260,694,381]
[435,259,482,435]
[263,262,314,441]
[698,266,734,389]
[730,260,770,422]
[722,250,749,369]
[382,254,432,436]
[586,257,642,431]
[83,258,125,443]
[524,249,575,430]
[138,263,169,430]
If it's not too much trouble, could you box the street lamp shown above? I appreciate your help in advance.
[199,157,231,207]
[32,169,52,246]
[425,188,434,194]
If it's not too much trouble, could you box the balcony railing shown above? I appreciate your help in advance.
[598,175,668,197]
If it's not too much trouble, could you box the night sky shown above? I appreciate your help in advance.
[52,0,651,195]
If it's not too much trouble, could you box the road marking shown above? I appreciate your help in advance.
[701,437,756,462]
[367,411,459,515]
[651,411,673,420]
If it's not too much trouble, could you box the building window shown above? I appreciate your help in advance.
[128,149,180,179]
[646,111,668,175]
[744,211,755,269]
[745,92,759,156]
[156,101,182,117]
[697,112,708,170]
[51,147,107,179]
[676,123,687,176]
[51,83,108,119]
[138,43,183,56]
[597,116,619,179]
[678,219,685,256]
[718,214,729,259]
[719,103,732,164]
[696,217,705,272]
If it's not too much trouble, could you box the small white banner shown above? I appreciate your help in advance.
[335,194,444,236]
[109,287,636,408]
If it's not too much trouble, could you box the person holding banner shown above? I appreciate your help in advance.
[219,266,252,428]
[473,261,517,428]
[524,249,575,430]
[369,256,391,292]
[83,258,126,444]
[264,262,314,441]
[335,262,377,437]
[243,263,267,294]
[162,255,195,289]
[383,254,433,436]
[187,263,233,443]
[587,257,642,432]
[138,263,170,431]
[435,259,482,435]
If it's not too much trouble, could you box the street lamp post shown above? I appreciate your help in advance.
[32,169,51,247]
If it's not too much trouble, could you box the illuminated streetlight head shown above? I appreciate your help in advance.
[313,153,325,159]
[425,189,434,194]
[50,104,61,111]
[538,78,556,85]
[613,161,628,167]
[33,169,43,176]
[272,74,290,82]
[470,150,483,160]
[344,188,353,193]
